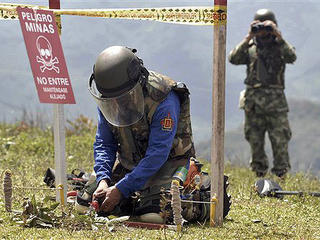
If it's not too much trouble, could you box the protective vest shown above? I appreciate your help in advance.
[109,71,195,173]
[245,40,286,88]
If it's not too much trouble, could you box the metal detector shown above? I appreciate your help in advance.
[254,179,320,199]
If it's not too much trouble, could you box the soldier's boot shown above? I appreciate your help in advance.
[271,154,290,180]
[135,183,171,224]
[271,168,289,180]
[250,156,269,178]
[256,171,267,178]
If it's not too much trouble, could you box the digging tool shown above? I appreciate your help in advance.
[254,179,320,199]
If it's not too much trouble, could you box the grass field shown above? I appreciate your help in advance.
[1,118,320,239]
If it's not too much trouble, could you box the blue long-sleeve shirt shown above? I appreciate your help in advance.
[93,91,180,198]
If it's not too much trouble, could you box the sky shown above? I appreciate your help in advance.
[1,0,320,143]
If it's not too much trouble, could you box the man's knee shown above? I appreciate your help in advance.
[134,183,170,216]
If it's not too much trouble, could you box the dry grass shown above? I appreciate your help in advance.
[0,119,320,239]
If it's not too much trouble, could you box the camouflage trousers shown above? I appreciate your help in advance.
[244,111,291,176]
[108,160,183,216]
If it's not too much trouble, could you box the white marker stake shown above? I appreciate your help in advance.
[54,104,67,205]
[50,0,67,205]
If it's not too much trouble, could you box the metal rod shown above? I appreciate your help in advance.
[275,190,320,197]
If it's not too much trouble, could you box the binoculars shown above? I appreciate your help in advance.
[251,23,274,33]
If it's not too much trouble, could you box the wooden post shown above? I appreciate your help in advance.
[49,0,60,9]
[50,0,67,205]
[210,0,227,227]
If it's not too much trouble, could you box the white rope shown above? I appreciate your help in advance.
[181,199,211,204]
[12,186,62,191]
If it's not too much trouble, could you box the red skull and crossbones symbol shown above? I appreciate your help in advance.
[36,36,60,73]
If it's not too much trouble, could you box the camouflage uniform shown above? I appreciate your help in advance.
[229,38,296,176]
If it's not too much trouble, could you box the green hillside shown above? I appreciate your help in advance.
[196,99,320,177]
[0,117,320,239]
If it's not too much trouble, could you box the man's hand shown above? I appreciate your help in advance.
[263,20,282,40]
[93,180,123,213]
[100,186,122,213]
[93,179,109,202]
[245,20,260,41]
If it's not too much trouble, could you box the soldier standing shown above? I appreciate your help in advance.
[228,9,297,178]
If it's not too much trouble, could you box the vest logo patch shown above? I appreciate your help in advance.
[161,113,173,131]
